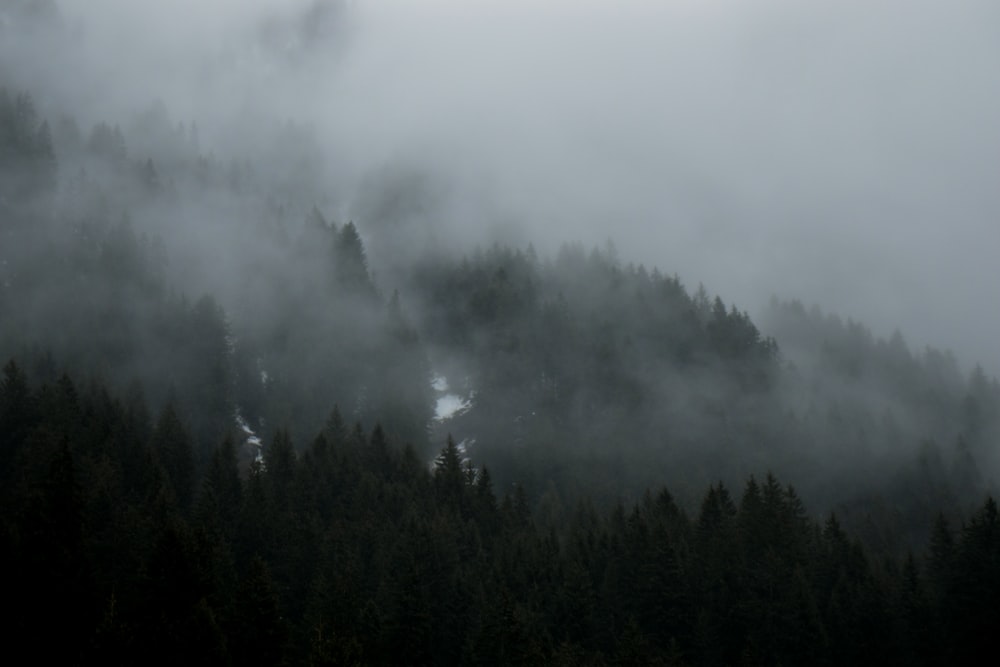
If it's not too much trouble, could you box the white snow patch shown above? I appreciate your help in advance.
[431,372,474,421]
[457,438,475,456]
[235,412,263,462]
[435,393,471,421]
[431,374,449,392]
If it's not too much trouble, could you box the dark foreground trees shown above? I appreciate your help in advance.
[1,363,997,665]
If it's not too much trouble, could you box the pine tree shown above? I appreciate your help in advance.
[0,360,34,478]
[333,221,374,294]
[230,556,288,666]
[434,434,465,511]
[266,428,297,511]
[151,403,196,512]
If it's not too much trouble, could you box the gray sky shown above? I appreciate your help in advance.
[24,0,1000,373]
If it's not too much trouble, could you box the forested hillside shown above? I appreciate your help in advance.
[3,366,999,664]
[2,2,1000,664]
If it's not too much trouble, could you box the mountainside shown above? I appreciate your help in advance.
[3,78,999,532]
[3,363,999,664]
[7,79,1000,528]
[2,3,1000,663]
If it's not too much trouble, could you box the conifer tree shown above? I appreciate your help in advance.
[151,403,196,512]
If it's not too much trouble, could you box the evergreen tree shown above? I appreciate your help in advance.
[435,434,466,511]
[150,402,196,512]
[0,360,34,477]
[231,556,288,666]
[333,221,374,295]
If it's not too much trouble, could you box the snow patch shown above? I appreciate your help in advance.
[431,374,449,392]
[435,393,471,421]
[430,372,474,422]
[457,438,474,457]
[235,411,263,463]
[428,373,477,468]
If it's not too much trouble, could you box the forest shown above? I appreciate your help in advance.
[2,1,1000,665]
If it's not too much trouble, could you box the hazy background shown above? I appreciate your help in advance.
[8,0,999,374]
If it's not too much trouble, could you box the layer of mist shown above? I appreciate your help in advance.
[2,2,999,545]
[3,0,998,373]
[5,5,1000,662]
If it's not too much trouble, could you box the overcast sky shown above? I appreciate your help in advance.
[15,0,1000,374]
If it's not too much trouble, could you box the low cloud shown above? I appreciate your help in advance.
[6,0,999,372]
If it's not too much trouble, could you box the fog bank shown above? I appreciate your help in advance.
[7,0,999,372]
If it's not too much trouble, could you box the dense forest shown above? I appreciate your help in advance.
[3,366,999,665]
[2,2,1000,664]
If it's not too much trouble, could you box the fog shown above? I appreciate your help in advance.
[7,6,1000,657]
[4,0,999,373]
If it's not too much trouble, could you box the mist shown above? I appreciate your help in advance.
[8,4,1000,660]
[4,0,997,372]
